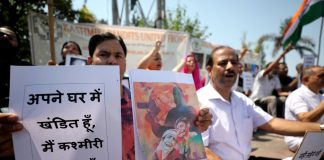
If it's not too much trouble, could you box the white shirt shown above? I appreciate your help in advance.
[284,85,324,150]
[249,70,282,101]
[197,83,273,160]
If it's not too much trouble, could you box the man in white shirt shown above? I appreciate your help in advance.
[197,45,323,160]
[249,51,290,117]
[285,66,324,152]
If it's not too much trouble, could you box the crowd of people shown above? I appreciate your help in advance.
[0,25,323,160]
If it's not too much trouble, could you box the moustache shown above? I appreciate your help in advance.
[224,70,236,77]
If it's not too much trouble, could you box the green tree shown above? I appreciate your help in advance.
[78,5,96,23]
[0,0,79,62]
[165,6,211,39]
[132,5,211,40]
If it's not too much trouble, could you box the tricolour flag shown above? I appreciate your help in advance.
[282,0,324,48]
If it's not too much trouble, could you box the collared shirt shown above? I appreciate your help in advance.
[250,70,282,101]
[197,83,273,160]
[284,85,324,150]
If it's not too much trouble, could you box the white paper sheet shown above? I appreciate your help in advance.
[9,66,122,160]
[293,131,324,160]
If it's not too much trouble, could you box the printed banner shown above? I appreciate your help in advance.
[28,12,190,71]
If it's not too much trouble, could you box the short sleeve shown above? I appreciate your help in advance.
[245,97,273,128]
[286,95,309,114]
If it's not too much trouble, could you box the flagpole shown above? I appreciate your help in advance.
[317,17,324,66]
[47,0,56,63]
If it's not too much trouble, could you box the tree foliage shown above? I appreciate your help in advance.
[165,6,211,40]
[132,5,211,40]
[0,0,79,62]
[78,5,96,23]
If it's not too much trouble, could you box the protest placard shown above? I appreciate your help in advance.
[242,71,254,92]
[293,131,324,160]
[9,66,122,160]
[128,69,206,160]
[65,54,87,66]
[303,54,315,68]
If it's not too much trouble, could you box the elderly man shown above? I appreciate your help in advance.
[197,45,324,160]
[0,32,212,159]
[285,66,324,152]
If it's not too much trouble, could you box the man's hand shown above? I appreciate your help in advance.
[47,59,57,66]
[153,40,162,53]
[0,113,23,159]
[195,108,212,132]
[0,113,23,133]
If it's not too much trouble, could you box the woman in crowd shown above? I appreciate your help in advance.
[173,54,202,90]
[48,41,82,65]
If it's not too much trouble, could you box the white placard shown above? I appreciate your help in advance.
[293,131,324,160]
[303,54,315,68]
[9,66,122,160]
[242,71,253,92]
[65,54,88,66]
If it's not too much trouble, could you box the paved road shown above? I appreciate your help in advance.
[251,130,295,160]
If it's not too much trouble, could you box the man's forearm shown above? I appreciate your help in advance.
[260,118,321,136]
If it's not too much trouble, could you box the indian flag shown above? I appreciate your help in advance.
[282,0,324,48]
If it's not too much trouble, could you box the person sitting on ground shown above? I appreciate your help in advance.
[249,46,291,118]
[284,66,324,152]
[278,62,297,92]
[47,41,82,65]
[173,54,202,90]
[137,40,163,70]
[197,45,324,160]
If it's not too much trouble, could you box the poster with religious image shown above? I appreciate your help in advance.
[128,69,206,160]
[9,66,122,160]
